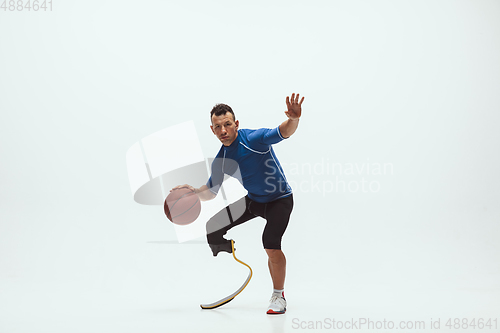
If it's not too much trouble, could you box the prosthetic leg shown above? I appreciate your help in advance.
[200,240,253,309]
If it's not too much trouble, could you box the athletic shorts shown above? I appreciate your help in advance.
[206,194,294,250]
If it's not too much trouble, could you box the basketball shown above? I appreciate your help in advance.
[164,188,201,225]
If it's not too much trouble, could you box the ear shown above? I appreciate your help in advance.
[235,120,239,129]
[210,125,215,135]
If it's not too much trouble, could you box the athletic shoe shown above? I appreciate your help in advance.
[267,293,286,314]
[209,239,234,257]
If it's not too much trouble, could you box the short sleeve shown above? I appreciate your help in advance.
[247,126,286,146]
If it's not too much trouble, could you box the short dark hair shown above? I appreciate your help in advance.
[210,104,235,123]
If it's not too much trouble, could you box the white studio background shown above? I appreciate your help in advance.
[1,1,499,332]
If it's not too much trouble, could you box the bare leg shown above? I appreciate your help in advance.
[265,249,286,290]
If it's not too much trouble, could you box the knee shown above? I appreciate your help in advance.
[265,249,285,262]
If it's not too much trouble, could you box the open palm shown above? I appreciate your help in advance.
[285,93,304,120]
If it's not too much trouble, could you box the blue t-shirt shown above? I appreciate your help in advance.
[206,126,292,203]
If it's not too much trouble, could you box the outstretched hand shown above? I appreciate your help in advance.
[285,93,304,120]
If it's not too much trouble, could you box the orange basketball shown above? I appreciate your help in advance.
[164,188,201,225]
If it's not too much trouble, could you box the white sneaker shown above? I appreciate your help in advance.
[267,293,287,314]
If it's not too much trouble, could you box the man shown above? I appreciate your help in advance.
[172,93,304,314]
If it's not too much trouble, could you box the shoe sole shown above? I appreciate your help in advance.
[267,308,286,315]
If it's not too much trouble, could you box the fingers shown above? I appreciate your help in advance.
[170,184,194,192]
[287,93,304,105]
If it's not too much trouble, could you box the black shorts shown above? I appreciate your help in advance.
[206,194,294,250]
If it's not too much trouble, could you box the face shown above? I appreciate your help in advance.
[211,112,239,146]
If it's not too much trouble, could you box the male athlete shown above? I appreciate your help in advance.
[172,93,304,314]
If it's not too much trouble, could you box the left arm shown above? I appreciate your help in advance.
[279,93,304,138]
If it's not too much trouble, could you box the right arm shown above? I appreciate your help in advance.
[171,151,223,202]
